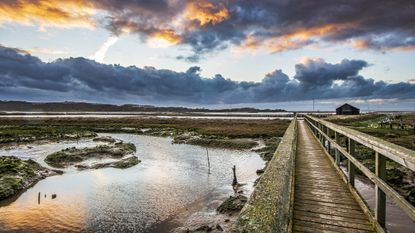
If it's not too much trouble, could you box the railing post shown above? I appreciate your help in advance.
[318,122,322,143]
[347,138,355,187]
[375,152,386,227]
[326,127,330,152]
[335,132,340,166]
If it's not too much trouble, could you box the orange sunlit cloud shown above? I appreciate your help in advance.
[147,29,183,48]
[241,23,356,53]
[0,0,96,29]
[184,1,229,26]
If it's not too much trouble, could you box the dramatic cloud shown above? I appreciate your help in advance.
[0,0,96,29]
[1,1,414,60]
[1,45,414,105]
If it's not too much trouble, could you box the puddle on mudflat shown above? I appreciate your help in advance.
[0,134,264,232]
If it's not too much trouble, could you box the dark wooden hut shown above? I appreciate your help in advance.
[336,103,360,115]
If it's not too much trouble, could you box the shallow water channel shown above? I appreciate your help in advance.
[0,134,264,232]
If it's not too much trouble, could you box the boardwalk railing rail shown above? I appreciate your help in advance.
[232,117,298,232]
[304,115,415,231]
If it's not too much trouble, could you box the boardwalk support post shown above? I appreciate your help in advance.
[335,132,340,166]
[375,152,386,227]
[347,138,356,187]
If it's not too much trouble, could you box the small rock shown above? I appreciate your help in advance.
[256,169,264,175]
[215,224,223,231]
[217,195,248,213]
[51,194,57,199]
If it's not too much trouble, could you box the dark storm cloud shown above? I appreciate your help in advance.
[1,45,414,104]
[96,0,415,60]
[2,1,414,60]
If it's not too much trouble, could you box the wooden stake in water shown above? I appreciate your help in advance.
[206,148,211,174]
[232,165,238,186]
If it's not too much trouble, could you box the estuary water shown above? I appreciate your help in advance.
[0,134,264,232]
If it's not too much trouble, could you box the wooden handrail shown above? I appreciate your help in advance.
[305,115,415,171]
[304,115,415,230]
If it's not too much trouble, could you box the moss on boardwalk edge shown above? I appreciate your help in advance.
[0,156,59,201]
[231,118,298,232]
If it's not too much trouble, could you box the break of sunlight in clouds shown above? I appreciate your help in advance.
[89,36,119,63]
[29,47,69,55]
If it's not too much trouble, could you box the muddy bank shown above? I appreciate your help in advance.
[75,156,140,169]
[216,195,248,214]
[0,156,60,201]
[172,133,258,150]
[0,126,96,146]
[253,137,281,162]
[45,141,136,168]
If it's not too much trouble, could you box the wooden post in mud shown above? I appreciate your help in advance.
[38,192,40,205]
[206,148,211,174]
[232,165,238,186]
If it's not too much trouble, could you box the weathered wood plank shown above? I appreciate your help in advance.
[294,219,373,233]
[294,203,368,220]
[294,210,372,226]
[293,120,374,232]
[294,214,373,231]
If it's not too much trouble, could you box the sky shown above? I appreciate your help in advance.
[0,0,415,111]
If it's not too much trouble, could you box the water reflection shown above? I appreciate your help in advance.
[0,134,264,232]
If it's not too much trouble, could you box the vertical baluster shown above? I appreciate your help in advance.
[326,127,330,152]
[347,138,355,187]
[375,152,386,227]
[335,132,340,166]
[318,122,321,142]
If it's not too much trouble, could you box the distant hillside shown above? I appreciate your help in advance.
[0,101,286,113]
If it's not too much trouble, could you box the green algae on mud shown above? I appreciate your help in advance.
[0,126,96,145]
[0,156,59,201]
[45,142,136,168]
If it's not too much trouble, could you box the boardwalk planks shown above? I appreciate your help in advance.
[293,120,375,233]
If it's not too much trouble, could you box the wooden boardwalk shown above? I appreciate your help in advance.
[293,120,375,233]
